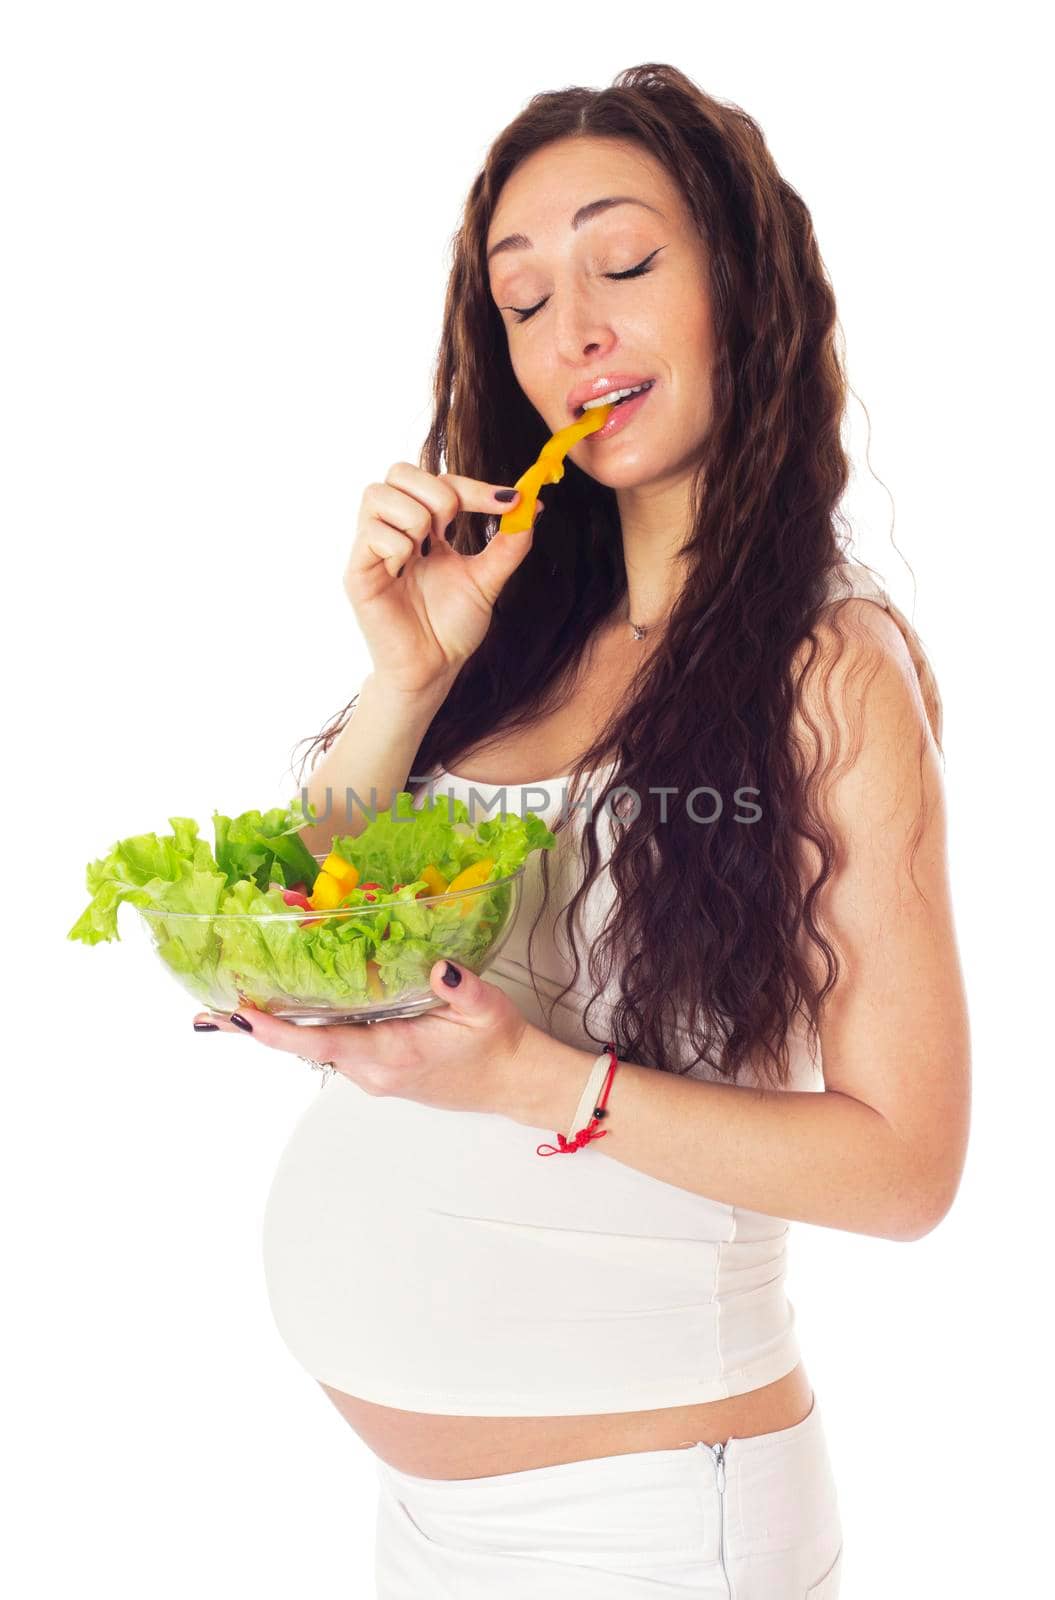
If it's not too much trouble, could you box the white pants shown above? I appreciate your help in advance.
[373,1392,844,1597]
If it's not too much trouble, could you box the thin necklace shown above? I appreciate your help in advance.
[624,595,672,636]
[625,601,662,640]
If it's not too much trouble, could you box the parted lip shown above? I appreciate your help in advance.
[566,374,656,418]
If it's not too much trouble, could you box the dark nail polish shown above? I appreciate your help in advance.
[230,1013,254,1032]
[421,535,431,557]
[442,961,462,987]
[493,488,517,502]
[193,1021,219,1032]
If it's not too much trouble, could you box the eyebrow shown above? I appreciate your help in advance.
[486,196,665,265]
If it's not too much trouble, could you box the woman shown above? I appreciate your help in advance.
[197,64,970,1597]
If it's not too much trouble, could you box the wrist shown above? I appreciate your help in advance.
[501,1025,598,1131]
[365,669,459,718]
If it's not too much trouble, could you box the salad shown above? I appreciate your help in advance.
[68,790,555,1014]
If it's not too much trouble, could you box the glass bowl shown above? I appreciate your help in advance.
[135,854,524,1025]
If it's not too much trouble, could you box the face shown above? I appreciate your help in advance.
[486,136,716,491]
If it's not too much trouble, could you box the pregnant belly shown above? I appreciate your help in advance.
[315,1365,814,1480]
[261,1077,807,1479]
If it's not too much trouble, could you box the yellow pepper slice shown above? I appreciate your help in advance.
[445,856,495,916]
[498,403,616,534]
[321,852,359,891]
[308,870,345,910]
[419,863,449,897]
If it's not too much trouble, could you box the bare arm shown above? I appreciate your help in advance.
[297,671,456,854]
[294,462,541,856]
[509,602,972,1241]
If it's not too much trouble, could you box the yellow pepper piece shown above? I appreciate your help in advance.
[321,852,359,891]
[445,856,495,916]
[419,863,449,897]
[365,960,385,1000]
[308,870,345,910]
[446,858,494,893]
[498,404,616,534]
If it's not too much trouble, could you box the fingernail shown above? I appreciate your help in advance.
[493,488,518,503]
[230,1013,254,1032]
[442,961,462,987]
[193,1020,219,1032]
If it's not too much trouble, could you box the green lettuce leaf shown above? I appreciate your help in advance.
[213,796,319,891]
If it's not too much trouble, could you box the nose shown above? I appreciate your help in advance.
[553,315,618,368]
[550,280,620,367]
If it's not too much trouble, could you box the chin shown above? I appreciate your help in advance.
[586,450,668,490]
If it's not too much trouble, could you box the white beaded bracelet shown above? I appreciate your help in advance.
[565,1049,616,1140]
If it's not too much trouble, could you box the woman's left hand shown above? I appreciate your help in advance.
[192,960,540,1122]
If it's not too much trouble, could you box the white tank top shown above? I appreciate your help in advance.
[260,558,895,1414]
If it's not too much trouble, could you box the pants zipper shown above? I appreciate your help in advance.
[709,1440,730,1596]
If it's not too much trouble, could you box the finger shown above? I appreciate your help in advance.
[467,495,545,608]
[191,1006,403,1073]
[347,522,417,584]
[437,472,524,519]
[386,461,522,545]
[350,483,433,581]
[192,1008,276,1041]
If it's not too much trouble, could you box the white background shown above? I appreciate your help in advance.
[5,3,1051,1595]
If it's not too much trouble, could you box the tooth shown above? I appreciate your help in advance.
[580,382,649,412]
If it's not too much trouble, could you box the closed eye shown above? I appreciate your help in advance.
[504,247,665,325]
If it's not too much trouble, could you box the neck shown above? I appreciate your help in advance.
[615,472,696,629]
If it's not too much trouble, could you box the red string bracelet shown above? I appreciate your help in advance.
[536,1042,619,1157]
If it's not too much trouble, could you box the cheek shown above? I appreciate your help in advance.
[667,278,712,346]
[509,348,540,393]
[663,298,716,400]
[509,357,552,422]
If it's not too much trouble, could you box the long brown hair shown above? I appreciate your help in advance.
[291,62,944,1087]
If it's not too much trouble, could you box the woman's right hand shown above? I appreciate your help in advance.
[343,462,544,700]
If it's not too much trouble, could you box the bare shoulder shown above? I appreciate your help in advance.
[793,592,916,670]
[789,596,935,772]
